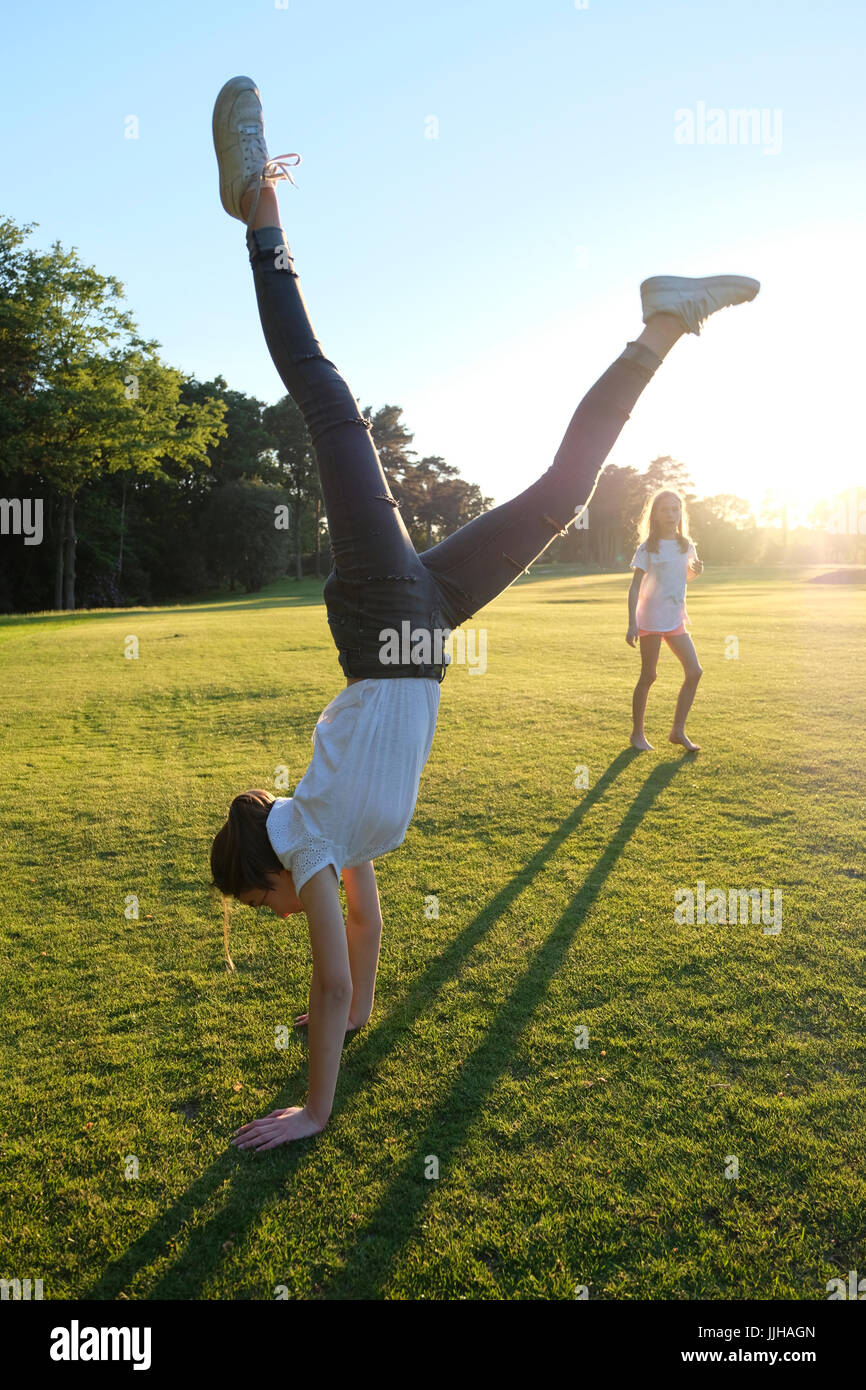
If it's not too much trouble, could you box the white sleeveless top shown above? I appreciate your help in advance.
[266,677,441,894]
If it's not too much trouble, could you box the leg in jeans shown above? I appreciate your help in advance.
[245,223,419,585]
[417,339,669,625]
[417,314,685,625]
[243,192,446,679]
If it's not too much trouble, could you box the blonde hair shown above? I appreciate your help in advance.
[222,894,236,973]
[637,488,691,554]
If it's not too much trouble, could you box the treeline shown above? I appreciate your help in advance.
[1,217,862,615]
[550,456,865,569]
[0,217,490,614]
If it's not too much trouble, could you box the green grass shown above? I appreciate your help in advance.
[1,565,864,1300]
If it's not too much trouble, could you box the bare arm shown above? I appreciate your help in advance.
[687,553,703,580]
[626,570,643,645]
[299,865,353,1128]
[342,862,383,1027]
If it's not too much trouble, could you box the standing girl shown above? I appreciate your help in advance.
[626,490,704,752]
[207,76,758,1149]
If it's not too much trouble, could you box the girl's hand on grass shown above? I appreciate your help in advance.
[626,624,639,647]
[231,1105,324,1151]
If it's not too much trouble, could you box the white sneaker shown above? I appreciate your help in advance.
[212,76,301,228]
[640,274,760,336]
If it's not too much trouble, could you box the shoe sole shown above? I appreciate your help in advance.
[212,75,261,220]
[641,274,760,301]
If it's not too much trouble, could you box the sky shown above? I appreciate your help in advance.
[2,0,863,520]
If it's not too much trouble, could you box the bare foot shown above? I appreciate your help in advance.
[294,1012,361,1033]
[669,730,700,752]
[630,733,654,751]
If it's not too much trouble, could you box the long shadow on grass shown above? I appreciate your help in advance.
[83,748,679,1300]
[315,754,685,1299]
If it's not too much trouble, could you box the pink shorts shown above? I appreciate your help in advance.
[638,622,686,644]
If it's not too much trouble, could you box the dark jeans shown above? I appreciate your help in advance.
[246,225,663,681]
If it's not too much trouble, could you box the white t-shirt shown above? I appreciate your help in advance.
[630,538,697,632]
[266,677,441,895]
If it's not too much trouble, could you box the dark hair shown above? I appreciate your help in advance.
[638,488,692,555]
[210,789,284,971]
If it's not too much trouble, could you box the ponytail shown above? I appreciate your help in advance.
[222,894,236,973]
[210,789,283,971]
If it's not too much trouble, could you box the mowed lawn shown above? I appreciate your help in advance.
[0,565,864,1301]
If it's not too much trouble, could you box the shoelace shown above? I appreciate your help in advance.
[245,152,302,229]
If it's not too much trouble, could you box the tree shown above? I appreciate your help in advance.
[760,489,792,556]
[362,402,417,477]
[203,478,291,592]
[0,218,225,609]
[418,464,491,546]
[356,406,493,549]
[687,494,758,564]
[385,455,488,547]
[551,463,645,566]
[262,395,319,580]
[640,455,694,505]
[182,377,273,485]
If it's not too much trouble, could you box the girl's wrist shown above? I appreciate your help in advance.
[303,1103,329,1131]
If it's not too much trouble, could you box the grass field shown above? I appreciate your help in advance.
[1,565,864,1301]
